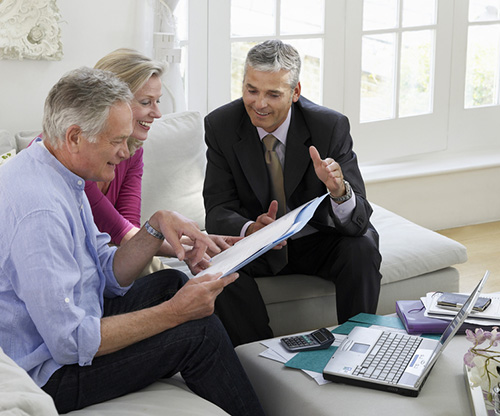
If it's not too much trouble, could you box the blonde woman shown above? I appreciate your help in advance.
[88,49,237,274]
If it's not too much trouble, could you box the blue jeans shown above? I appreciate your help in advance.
[42,270,265,415]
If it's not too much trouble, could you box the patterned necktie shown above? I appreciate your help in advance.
[263,134,286,218]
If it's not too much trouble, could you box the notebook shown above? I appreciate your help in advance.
[323,271,490,397]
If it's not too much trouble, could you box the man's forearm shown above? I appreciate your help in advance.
[96,300,179,356]
[113,223,163,286]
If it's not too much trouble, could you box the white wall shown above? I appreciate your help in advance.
[0,0,151,133]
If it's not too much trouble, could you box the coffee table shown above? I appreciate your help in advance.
[236,333,474,415]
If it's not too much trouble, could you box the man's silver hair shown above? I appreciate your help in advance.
[244,40,301,90]
[42,67,133,148]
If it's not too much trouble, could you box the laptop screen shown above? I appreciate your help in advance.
[438,270,490,348]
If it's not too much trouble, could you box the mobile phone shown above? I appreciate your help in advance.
[437,292,492,312]
[280,328,335,352]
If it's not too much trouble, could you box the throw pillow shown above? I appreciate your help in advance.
[141,111,206,230]
[0,149,16,166]
[0,130,16,154]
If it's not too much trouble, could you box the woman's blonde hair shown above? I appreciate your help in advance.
[95,48,165,154]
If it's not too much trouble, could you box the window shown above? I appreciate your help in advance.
[185,0,500,165]
[465,0,500,108]
[360,0,436,122]
[229,0,324,104]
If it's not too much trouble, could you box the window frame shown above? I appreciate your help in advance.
[186,0,500,166]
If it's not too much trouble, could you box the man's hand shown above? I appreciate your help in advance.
[309,145,345,198]
[246,200,279,236]
[182,234,243,275]
[149,210,221,267]
[166,272,239,323]
[245,201,286,250]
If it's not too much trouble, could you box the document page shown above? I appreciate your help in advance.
[196,193,328,278]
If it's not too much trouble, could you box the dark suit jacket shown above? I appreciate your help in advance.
[203,96,375,239]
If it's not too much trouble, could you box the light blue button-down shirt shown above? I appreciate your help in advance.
[0,140,131,387]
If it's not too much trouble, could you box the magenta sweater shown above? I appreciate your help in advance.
[84,147,144,244]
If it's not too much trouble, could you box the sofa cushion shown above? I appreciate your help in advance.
[372,203,467,284]
[141,111,206,230]
[0,347,58,415]
[15,130,41,152]
[0,130,15,154]
[67,377,229,415]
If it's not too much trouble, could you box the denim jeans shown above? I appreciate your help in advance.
[42,269,265,416]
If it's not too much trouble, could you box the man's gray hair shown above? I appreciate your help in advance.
[244,40,301,90]
[43,67,133,148]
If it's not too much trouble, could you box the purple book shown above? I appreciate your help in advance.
[396,299,492,335]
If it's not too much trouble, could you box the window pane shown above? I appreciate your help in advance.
[469,0,500,22]
[360,33,396,122]
[231,42,256,101]
[287,38,322,104]
[465,24,500,108]
[363,0,398,31]
[399,30,433,117]
[231,39,322,103]
[402,0,436,27]
[280,0,324,35]
[231,0,275,37]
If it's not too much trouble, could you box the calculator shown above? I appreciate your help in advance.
[280,328,335,352]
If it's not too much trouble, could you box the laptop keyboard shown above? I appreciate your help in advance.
[352,332,422,384]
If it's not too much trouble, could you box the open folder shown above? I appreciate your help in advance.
[196,193,329,278]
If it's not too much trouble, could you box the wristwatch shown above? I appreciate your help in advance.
[329,180,352,203]
[144,220,165,240]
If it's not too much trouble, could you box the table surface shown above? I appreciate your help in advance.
[236,333,476,416]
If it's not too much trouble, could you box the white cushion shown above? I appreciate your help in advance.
[0,149,16,167]
[0,130,15,154]
[141,111,206,230]
[15,131,41,152]
[67,378,229,415]
[0,347,58,415]
[372,203,467,284]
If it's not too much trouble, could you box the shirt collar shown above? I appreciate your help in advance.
[31,137,86,191]
[256,108,292,146]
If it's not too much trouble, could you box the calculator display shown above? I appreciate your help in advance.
[313,331,327,342]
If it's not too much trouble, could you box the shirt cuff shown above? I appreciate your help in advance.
[240,221,254,237]
[330,193,357,224]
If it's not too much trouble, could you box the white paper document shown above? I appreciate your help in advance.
[258,333,347,385]
[196,193,328,278]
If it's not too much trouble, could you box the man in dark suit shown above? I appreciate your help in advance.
[203,40,382,346]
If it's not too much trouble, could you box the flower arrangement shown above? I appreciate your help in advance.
[464,327,500,401]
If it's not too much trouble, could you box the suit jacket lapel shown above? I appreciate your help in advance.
[235,116,270,209]
[284,105,311,199]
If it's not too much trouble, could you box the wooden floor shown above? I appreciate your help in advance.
[437,221,500,293]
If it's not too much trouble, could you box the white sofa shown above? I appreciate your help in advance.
[0,111,467,415]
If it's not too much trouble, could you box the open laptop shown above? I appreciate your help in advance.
[323,271,490,397]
